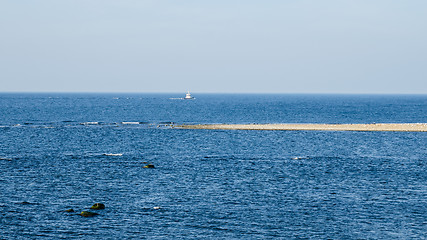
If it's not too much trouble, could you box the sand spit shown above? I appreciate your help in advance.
[178,123,427,132]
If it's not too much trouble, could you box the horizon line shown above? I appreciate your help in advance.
[0,91,426,95]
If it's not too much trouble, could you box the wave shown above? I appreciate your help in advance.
[291,156,311,160]
[102,153,123,156]
[80,122,99,125]
[1,121,177,128]
[159,121,174,125]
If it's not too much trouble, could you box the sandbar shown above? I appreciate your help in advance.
[178,123,427,132]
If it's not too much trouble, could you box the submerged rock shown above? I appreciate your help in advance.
[143,164,155,168]
[80,211,99,217]
[90,203,105,210]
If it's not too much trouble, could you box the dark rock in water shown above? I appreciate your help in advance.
[17,201,33,205]
[143,164,155,168]
[80,211,99,217]
[90,203,105,210]
[64,209,75,212]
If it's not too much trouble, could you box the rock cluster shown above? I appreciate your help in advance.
[64,203,105,217]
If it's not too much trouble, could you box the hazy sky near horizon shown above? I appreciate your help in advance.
[1,0,426,94]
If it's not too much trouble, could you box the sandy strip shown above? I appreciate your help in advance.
[178,123,427,132]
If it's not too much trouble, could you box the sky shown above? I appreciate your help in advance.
[0,0,426,94]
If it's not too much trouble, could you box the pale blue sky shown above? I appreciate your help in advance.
[0,0,426,93]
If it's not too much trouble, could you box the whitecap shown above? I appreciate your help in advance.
[292,156,310,160]
[103,153,123,156]
[80,122,99,125]
[121,122,140,125]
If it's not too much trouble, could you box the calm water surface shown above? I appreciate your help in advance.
[0,94,426,239]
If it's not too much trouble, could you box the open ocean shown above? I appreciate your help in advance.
[0,93,426,239]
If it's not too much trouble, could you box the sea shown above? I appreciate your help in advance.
[0,93,426,239]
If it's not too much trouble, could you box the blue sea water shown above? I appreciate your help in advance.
[0,93,426,239]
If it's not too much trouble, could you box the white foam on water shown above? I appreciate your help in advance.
[103,153,123,156]
[80,122,99,125]
[292,156,310,160]
[121,122,140,125]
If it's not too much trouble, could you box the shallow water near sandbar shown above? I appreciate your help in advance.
[0,93,426,239]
